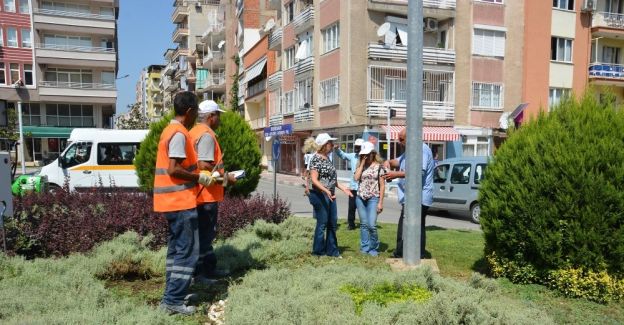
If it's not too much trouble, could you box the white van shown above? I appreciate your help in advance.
[39,129,148,191]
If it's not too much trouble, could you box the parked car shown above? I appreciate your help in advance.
[430,156,489,224]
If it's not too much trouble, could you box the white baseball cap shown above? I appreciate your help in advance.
[359,141,375,155]
[198,100,226,114]
[354,138,364,146]
[315,133,337,146]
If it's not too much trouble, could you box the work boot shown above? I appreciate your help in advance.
[192,275,219,286]
[159,302,196,316]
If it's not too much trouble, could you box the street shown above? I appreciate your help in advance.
[254,176,481,232]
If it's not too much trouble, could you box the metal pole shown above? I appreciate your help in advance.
[273,138,277,202]
[17,101,26,175]
[404,0,424,266]
[386,104,391,160]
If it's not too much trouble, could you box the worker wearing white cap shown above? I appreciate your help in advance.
[334,138,365,230]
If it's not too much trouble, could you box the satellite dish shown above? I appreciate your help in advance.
[377,22,391,37]
[218,40,225,49]
[264,18,276,32]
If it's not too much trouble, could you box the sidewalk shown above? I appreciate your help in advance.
[260,171,398,198]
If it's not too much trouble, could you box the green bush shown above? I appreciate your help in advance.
[215,109,261,197]
[341,282,432,315]
[134,111,173,191]
[480,93,624,278]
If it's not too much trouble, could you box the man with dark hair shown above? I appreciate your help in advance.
[154,91,215,315]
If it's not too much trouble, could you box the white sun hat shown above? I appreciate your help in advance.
[315,133,338,146]
[358,141,375,155]
[354,138,365,146]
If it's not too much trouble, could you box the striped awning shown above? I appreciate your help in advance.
[241,57,267,84]
[381,126,461,142]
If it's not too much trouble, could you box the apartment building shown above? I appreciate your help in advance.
[1,0,119,164]
[138,64,165,120]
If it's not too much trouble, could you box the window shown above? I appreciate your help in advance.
[44,68,93,85]
[99,7,114,18]
[478,0,503,2]
[101,38,114,50]
[285,2,294,24]
[4,0,15,12]
[18,0,29,13]
[322,23,340,53]
[553,0,574,10]
[42,1,90,14]
[549,88,571,110]
[7,28,18,47]
[385,77,407,102]
[320,77,339,107]
[21,103,41,126]
[472,82,504,109]
[61,142,93,168]
[97,143,139,165]
[0,63,5,85]
[473,28,506,57]
[284,47,295,69]
[284,90,295,114]
[24,64,33,86]
[21,28,31,48]
[10,63,20,84]
[450,164,472,185]
[462,136,489,157]
[602,46,620,64]
[101,71,115,86]
[0,29,3,46]
[434,164,450,183]
[296,78,313,110]
[474,164,487,184]
[551,37,573,62]
[46,104,94,127]
[44,35,92,49]
[269,90,281,115]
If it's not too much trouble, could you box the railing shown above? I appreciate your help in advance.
[295,57,314,74]
[172,25,189,39]
[34,8,115,20]
[40,80,116,89]
[269,114,283,126]
[161,78,179,91]
[366,100,454,120]
[202,51,224,65]
[36,43,115,53]
[368,43,455,65]
[247,79,266,98]
[368,0,455,9]
[206,72,225,87]
[589,63,624,79]
[268,71,283,89]
[249,117,266,130]
[294,107,314,123]
[269,27,282,50]
[293,6,314,31]
[201,23,225,41]
[593,12,624,29]
[171,4,188,22]
[163,62,179,76]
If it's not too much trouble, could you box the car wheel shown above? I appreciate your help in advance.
[49,184,63,195]
[470,202,480,224]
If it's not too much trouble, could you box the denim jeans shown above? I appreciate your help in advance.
[163,208,199,306]
[308,190,339,256]
[394,205,429,258]
[196,202,218,277]
[347,190,358,228]
[355,196,380,254]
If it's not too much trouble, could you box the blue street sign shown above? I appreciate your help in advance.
[264,124,293,138]
[272,138,281,160]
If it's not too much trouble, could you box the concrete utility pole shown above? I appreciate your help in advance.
[404,0,424,266]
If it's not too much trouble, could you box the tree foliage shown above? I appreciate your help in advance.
[479,92,624,277]
[134,112,173,191]
[229,55,241,114]
[116,103,149,130]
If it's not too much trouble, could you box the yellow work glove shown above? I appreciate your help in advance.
[198,171,215,187]
[211,171,228,187]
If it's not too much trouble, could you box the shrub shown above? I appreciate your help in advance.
[341,282,432,315]
[480,93,624,278]
[215,109,262,197]
[545,268,624,303]
[217,194,290,239]
[134,111,173,191]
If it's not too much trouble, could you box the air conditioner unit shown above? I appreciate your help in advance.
[582,0,596,12]
[424,18,438,32]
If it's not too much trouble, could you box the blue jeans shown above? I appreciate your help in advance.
[196,202,218,277]
[163,208,199,306]
[308,190,339,256]
[355,196,380,254]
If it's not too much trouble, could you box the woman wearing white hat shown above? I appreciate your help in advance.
[306,133,353,257]
[353,141,386,256]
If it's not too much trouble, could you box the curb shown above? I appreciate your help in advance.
[260,174,398,198]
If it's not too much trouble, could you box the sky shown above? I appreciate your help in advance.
[116,0,173,114]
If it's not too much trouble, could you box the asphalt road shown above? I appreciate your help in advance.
[253,177,481,232]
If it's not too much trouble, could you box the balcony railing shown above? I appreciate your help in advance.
[34,8,115,20]
[201,23,225,42]
[294,107,314,123]
[171,4,188,23]
[199,72,226,89]
[268,71,283,90]
[368,0,455,9]
[293,6,314,32]
[249,117,267,130]
[269,114,283,126]
[40,80,116,89]
[269,27,282,50]
[295,57,314,74]
[163,62,179,76]
[366,100,454,120]
[36,43,115,53]
[368,43,455,65]
[247,79,266,98]
[589,63,624,80]
[172,25,189,42]
[202,51,224,65]
[593,12,624,30]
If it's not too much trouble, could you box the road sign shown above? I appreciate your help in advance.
[272,138,281,160]
[264,124,292,138]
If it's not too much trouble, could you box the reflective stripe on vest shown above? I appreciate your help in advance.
[153,123,199,212]
[189,123,224,203]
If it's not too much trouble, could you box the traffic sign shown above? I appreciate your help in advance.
[272,138,281,160]
[264,124,292,138]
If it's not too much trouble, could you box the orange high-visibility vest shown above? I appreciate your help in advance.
[190,123,224,203]
[153,122,199,212]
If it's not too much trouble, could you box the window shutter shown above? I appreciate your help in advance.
[494,31,505,57]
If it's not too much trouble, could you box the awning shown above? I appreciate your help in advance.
[23,126,73,138]
[242,57,267,84]
[381,125,461,142]
[510,103,528,125]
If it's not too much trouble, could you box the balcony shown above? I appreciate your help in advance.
[161,77,179,92]
[171,4,188,23]
[267,71,283,90]
[249,117,267,130]
[33,8,115,34]
[35,43,116,67]
[163,62,179,76]
[269,27,282,51]
[368,43,455,65]
[588,63,624,84]
[38,81,117,103]
[295,57,314,75]
[247,79,266,98]
[367,66,454,121]
[201,23,225,43]
[592,12,624,37]
[294,107,314,123]
[172,47,190,61]
[172,25,189,43]
[202,50,225,68]
[198,72,226,92]
[367,0,455,19]
[269,114,283,126]
[293,6,314,34]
